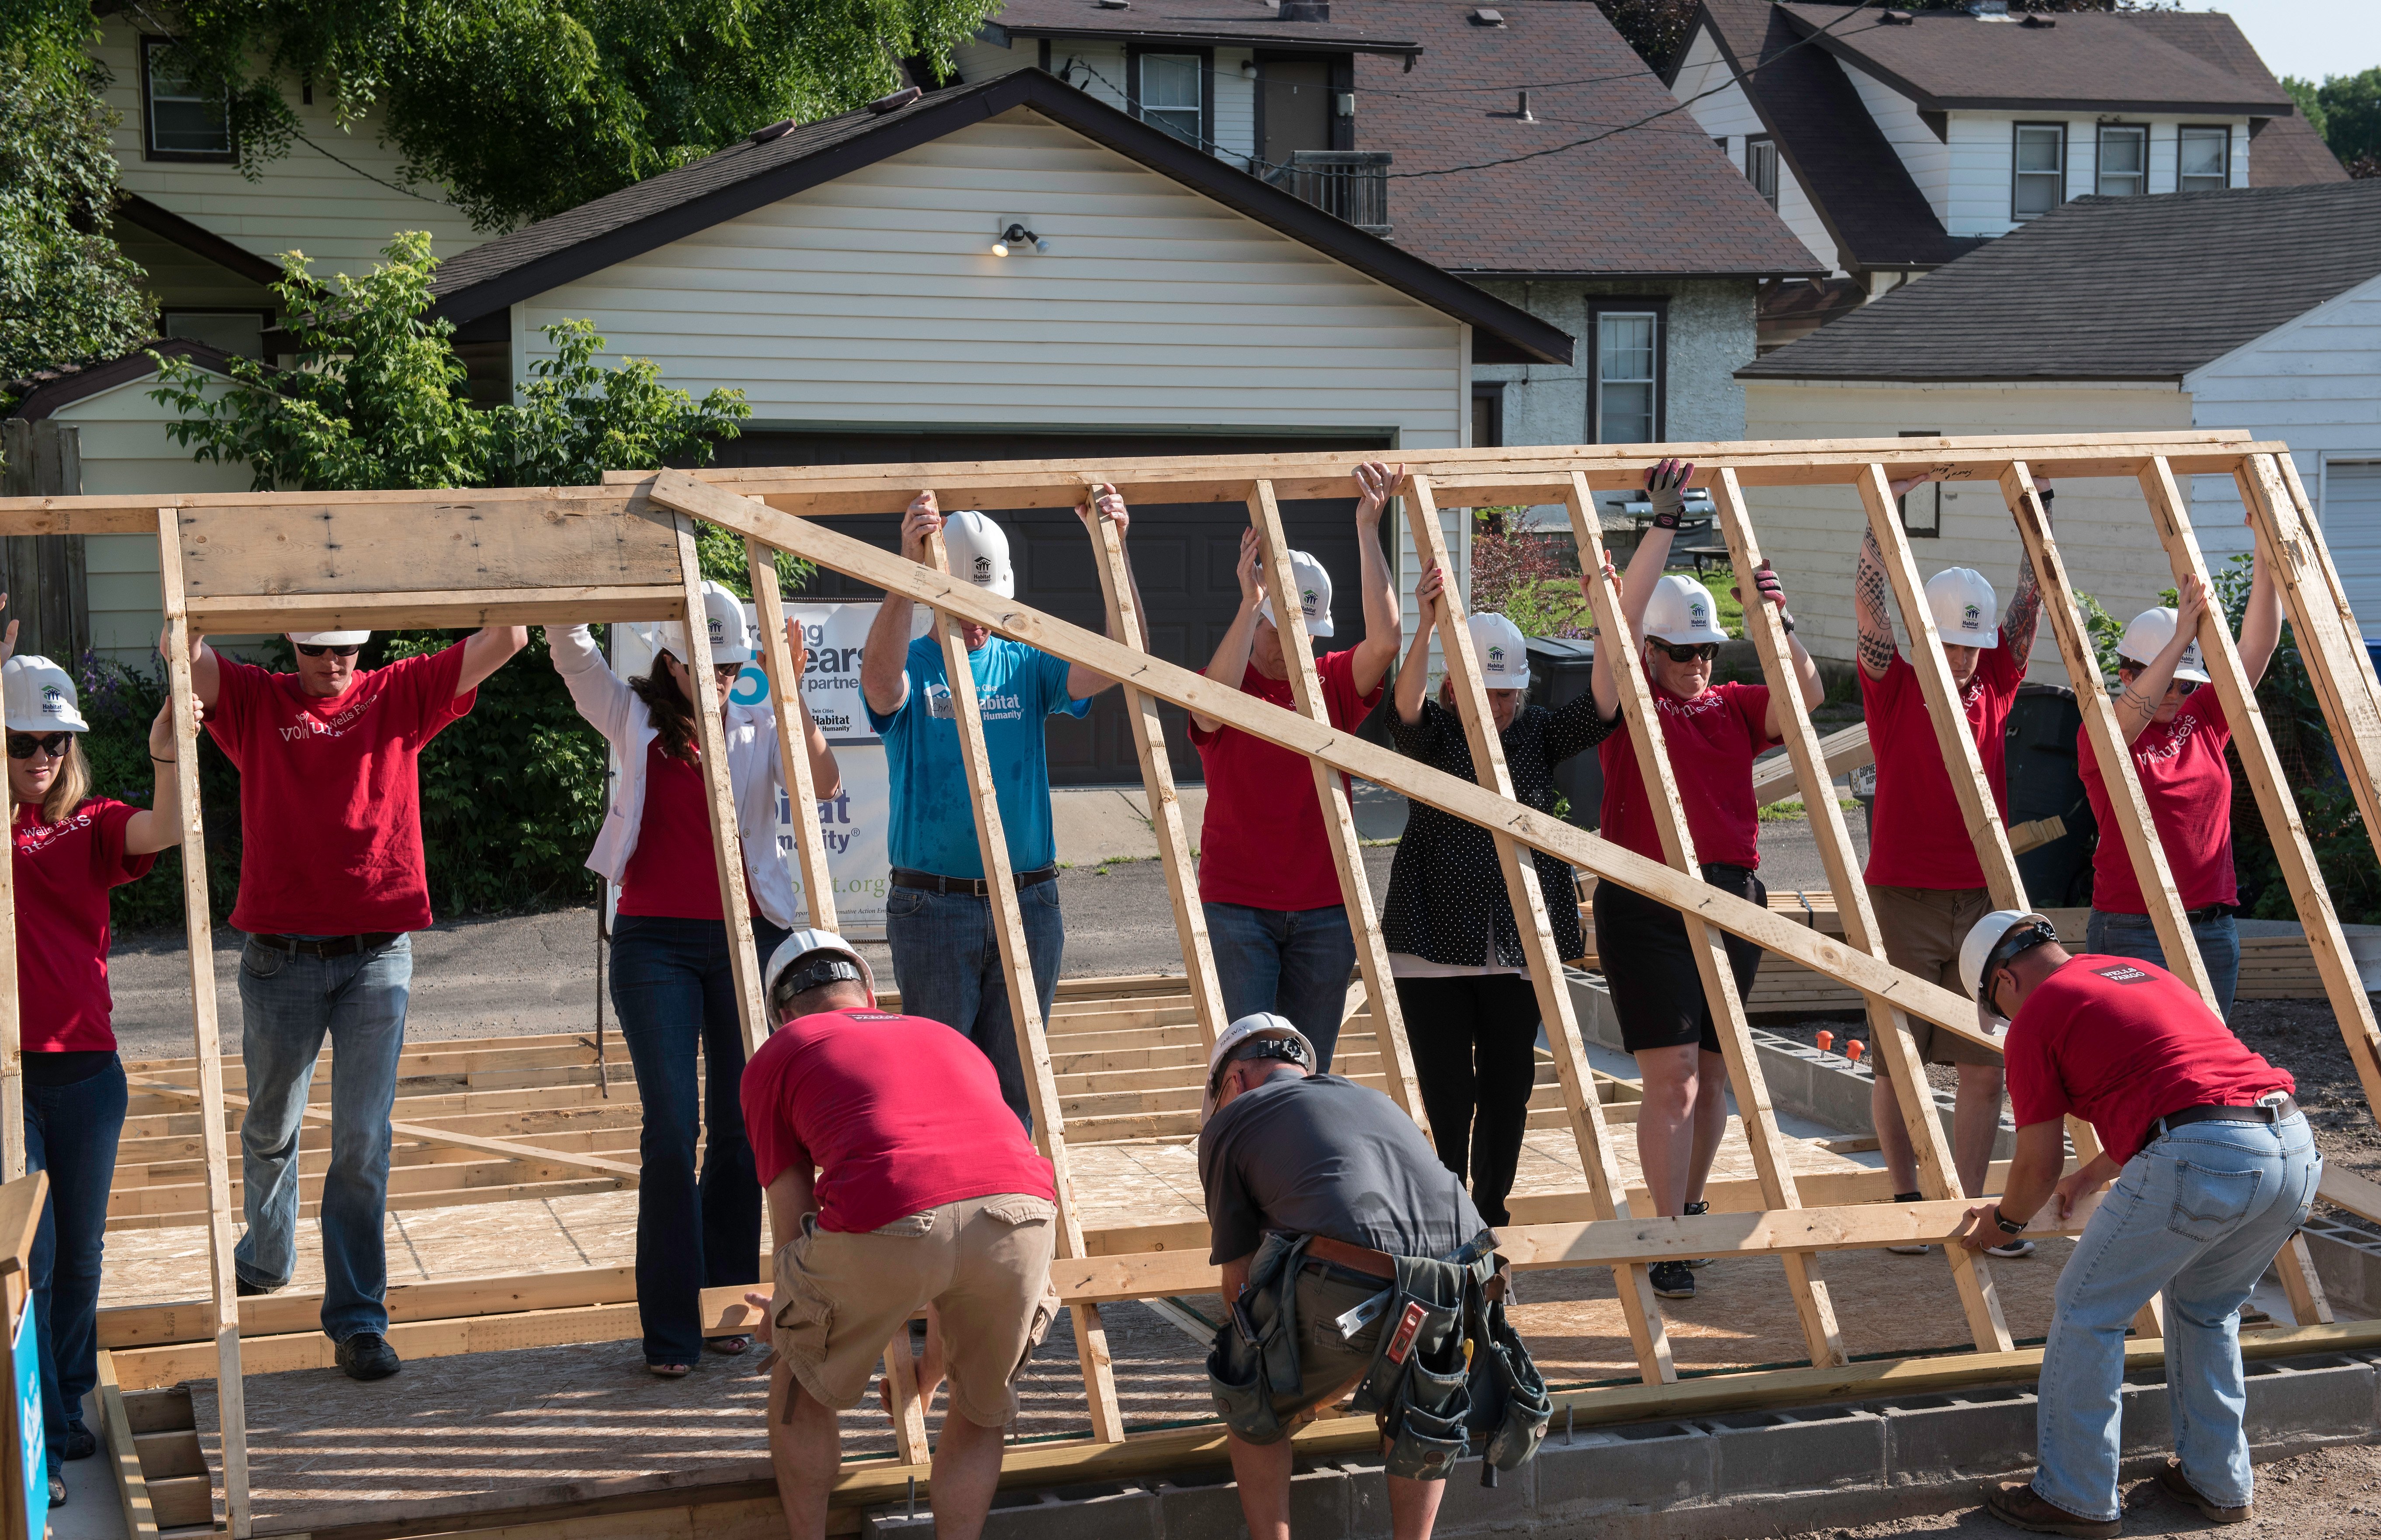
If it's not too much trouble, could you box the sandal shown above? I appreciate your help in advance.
[647,1362,692,1379]
[706,1335,751,1357]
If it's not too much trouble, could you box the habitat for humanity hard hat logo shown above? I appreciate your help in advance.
[1301,586,1320,612]
[1962,603,1982,630]
[972,555,994,583]
[1486,645,1505,668]
[40,686,64,716]
[1689,601,1707,624]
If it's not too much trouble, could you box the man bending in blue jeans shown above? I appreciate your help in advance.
[187,624,526,1380]
[1953,912,2317,1537]
[858,489,1140,1129]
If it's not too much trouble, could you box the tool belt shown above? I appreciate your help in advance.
[1205,1229,1550,1484]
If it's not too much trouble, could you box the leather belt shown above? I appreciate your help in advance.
[2150,1094,2298,1143]
[890,865,1058,897]
[250,932,401,958]
[1302,1234,1397,1283]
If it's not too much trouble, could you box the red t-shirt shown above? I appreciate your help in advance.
[616,740,755,921]
[1191,650,1383,910]
[2078,687,2236,913]
[2005,953,2293,1164]
[206,646,475,935]
[12,799,155,1052]
[741,1006,1057,1234]
[1862,644,2022,890]
[1598,681,1777,869]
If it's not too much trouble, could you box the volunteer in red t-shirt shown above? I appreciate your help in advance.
[552,581,841,1378]
[189,620,526,1382]
[1951,912,2313,1537]
[739,930,1057,1540]
[2079,542,2281,1021]
[3,634,179,1507]
[1587,459,1823,1304]
[1188,461,1402,1069]
[1852,471,2047,1257]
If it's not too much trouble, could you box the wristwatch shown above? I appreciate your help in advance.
[1993,1206,2028,1236]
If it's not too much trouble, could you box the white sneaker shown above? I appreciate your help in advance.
[1888,1242,1932,1256]
[1986,1238,2036,1260]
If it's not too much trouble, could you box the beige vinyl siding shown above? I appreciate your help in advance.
[1741,379,2197,676]
[515,109,1464,436]
[95,20,489,279]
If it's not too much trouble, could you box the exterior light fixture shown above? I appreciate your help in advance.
[992,221,1048,256]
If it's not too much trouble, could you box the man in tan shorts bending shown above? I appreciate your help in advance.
[741,929,1060,1540]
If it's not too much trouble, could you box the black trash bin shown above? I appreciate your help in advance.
[1525,636,1602,830]
[2005,681,2097,908]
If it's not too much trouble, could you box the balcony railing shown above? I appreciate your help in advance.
[1265,151,1391,237]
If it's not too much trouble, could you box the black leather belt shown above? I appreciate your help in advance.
[890,865,1058,898]
[2184,905,2233,924]
[2150,1095,2297,1143]
[249,932,401,958]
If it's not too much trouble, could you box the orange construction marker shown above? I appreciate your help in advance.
[1814,1030,1834,1053]
[1845,1039,1865,1063]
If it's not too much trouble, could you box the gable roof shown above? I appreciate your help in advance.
[1690,0,1981,273]
[6,338,239,421]
[1346,0,1823,278]
[1738,179,2381,384]
[1777,3,2292,116]
[986,0,1417,54]
[426,67,1569,364]
[2136,11,2345,187]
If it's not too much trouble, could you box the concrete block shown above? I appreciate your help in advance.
[1696,1405,1886,1496]
[867,1482,1159,1540]
[1152,1461,1346,1540]
[2120,1370,2174,1455]
[1531,1419,1713,1516]
[2243,1353,2377,1443]
[1338,1453,1529,1537]
[1877,1385,2039,1482]
[2299,1217,2381,1319]
[1565,969,1623,1053]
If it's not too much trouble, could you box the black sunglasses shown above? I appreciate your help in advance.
[295,644,361,659]
[1649,639,1721,663]
[7,732,71,760]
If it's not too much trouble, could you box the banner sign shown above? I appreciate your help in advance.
[14,1295,44,1538]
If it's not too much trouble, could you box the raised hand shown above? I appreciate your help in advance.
[2176,572,2210,634]
[0,593,16,666]
[1734,559,1787,611]
[1235,527,1263,608]
[1415,563,1446,614]
[900,491,944,564]
[1352,462,1405,523]
[1076,483,1130,539]
[1644,459,1694,528]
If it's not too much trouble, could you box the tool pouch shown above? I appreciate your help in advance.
[1205,1232,1312,1444]
[1466,1294,1552,1471]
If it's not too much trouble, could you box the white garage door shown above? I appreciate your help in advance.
[2325,461,2381,637]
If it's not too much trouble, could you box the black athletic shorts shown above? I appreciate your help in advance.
[1592,863,1767,1055]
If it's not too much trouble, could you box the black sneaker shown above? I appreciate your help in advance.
[1649,1260,1696,1300]
[235,1274,280,1298]
[59,1423,95,1461]
[47,1474,64,1506]
[335,1332,402,1382]
[1682,1200,1713,1267]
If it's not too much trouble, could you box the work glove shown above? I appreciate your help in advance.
[1734,560,1797,635]
[1645,458,1694,529]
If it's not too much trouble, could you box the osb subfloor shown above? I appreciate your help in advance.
[107,1117,2081,1531]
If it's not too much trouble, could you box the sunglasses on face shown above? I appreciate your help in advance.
[1650,639,1721,663]
[295,644,360,659]
[7,732,71,760]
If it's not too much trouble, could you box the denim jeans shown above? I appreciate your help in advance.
[2085,908,2241,1021]
[25,1056,125,1476]
[608,912,789,1367]
[234,932,413,1341]
[1201,902,1357,1070]
[884,882,1062,1132]
[2033,1112,2319,1522]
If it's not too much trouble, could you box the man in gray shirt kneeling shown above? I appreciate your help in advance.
[1199,1015,1548,1540]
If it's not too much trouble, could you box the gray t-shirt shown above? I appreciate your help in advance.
[1197,1074,1487,1264]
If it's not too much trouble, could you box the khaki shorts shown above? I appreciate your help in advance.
[1866,885,2003,1069]
[770,1193,1060,1429]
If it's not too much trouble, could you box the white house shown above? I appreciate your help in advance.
[1733,179,2381,669]
[1670,0,2344,349]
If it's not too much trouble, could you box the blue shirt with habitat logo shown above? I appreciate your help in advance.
[867,635,1090,878]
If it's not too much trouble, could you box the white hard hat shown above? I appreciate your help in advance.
[2115,606,2209,684]
[1256,550,1336,639]
[288,630,370,647]
[1202,1012,1317,1122]
[1,657,87,733]
[1640,573,1729,646]
[1468,612,1530,688]
[763,928,878,1021]
[1957,909,2060,1026]
[1924,567,1998,650]
[654,579,754,666]
[943,510,1015,599]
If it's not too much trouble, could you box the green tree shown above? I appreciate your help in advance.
[149,0,1002,231]
[2286,68,2381,177]
[0,2,155,407]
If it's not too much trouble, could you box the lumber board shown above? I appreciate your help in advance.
[647,470,2001,1053]
[97,1352,164,1540]
[1710,469,2011,1353]
[1417,472,1673,1383]
[748,537,838,934]
[2318,1164,2381,1225]
[185,585,685,634]
[156,508,249,1538]
[1751,721,1870,808]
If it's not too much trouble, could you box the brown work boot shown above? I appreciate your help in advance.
[1984,1480,2122,1538]
[2155,1458,2252,1524]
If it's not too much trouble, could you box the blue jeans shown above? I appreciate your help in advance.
[25,1056,125,1476]
[2086,909,2241,1021]
[1202,902,1356,1071]
[884,881,1063,1132]
[608,913,788,1367]
[2033,1112,2320,1522]
[234,932,413,1341]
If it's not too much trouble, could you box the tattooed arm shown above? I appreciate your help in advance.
[1854,523,1898,682]
[2003,479,2048,671]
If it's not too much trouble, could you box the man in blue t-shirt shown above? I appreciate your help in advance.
[859,489,1142,1126]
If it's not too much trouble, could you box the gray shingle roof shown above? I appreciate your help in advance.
[990,0,1417,51]
[1738,179,2381,383]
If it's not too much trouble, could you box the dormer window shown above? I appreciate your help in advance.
[2096,124,2146,197]
[141,38,233,161]
[1745,137,1779,211]
[2179,125,2230,192]
[2013,123,2065,219]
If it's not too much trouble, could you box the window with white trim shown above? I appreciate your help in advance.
[2179,126,2230,192]
[1746,137,1779,211]
[2097,124,2147,196]
[1139,54,1203,145]
[1595,312,1658,445]
[142,38,232,159]
[2013,123,2065,219]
